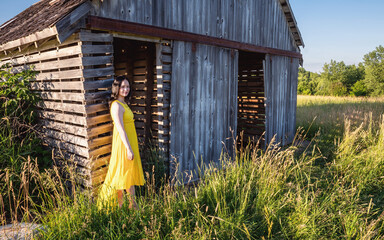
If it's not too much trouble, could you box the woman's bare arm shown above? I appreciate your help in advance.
[110,101,134,160]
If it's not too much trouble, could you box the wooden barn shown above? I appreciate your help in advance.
[0,0,304,186]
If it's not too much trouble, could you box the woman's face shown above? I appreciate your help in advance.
[119,79,130,97]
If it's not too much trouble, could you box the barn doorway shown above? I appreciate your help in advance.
[113,37,158,154]
[237,51,266,147]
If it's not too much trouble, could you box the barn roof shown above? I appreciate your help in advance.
[0,0,87,45]
[0,0,304,49]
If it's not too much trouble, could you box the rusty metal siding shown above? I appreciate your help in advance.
[90,0,298,52]
[169,41,238,181]
[264,54,299,146]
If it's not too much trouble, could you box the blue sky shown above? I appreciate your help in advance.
[1,0,383,73]
[290,0,384,72]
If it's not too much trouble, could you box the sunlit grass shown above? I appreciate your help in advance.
[296,95,384,157]
[3,95,384,239]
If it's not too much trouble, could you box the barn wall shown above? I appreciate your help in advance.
[170,41,238,182]
[0,31,116,188]
[264,54,299,146]
[90,0,298,52]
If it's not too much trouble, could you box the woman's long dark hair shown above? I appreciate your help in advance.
[109,75,132,108]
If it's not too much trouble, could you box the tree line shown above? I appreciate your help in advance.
[298,45,384,96]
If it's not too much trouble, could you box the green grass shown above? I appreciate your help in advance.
[35,117,384,239]
[296,95,384,158]
[2,95,384,239]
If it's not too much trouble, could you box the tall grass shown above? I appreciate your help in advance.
[296,95,384,157]
[3,85,384,239]
[0,64,51,224]
[31,116,384,239]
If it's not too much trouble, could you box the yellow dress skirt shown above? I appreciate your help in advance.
[97,100,145,208]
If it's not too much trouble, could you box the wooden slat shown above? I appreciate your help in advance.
[42,128,88,147]
[86,114,111,126]
[36,68,83,81]
[0,27,57,52]
[85,102,109,115]
[91,155,110,171]
[38,91,84,102]
[37,110,87,125]
[44,137,89,158]
[82,45,113,54]
[84,91,111,101]
[89,144,112,159]
[79,31,113,42]
[88,135,112,149]
[87,123,112,137]
[1,44,81,68]
[38,101,86,113]
[91,166,108,179]
[31,81,83,91]
[82,56,113,66]
[39,119,87,137]
[1,35,80,65]
[83,79,113,90]
[91,171,107,187]
[83,67,114,79]
[34,57,82,71]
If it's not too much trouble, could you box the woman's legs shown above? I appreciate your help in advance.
[127,186,138,209]
[117,187,137,209]
[117,190,124,208]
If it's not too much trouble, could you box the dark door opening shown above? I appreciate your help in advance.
[237,51,266,147]
[113,37,158,151]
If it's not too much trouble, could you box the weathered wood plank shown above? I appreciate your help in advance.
[83,67,114,79]
[44,137,89,158]
[87,123,113,138]
[37,110,87,126]
[89,144,112,159]
[83,79,114,90]
[39,119,87,137]
[86,114,111,126]
[38,101,86,113]
[38,91,84,102]
[85,102,109,115]
[42,128,88,147]
[88,135,112,149]
[0,27,57,52]
[31,81,83,91]
[56,1,92,43]
[79,31,113,42]
[36,69,83,81]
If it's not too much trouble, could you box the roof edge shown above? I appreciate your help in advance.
[0,27,57,52]
[279,0,304,48]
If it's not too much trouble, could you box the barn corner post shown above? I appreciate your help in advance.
[78,29,115,191]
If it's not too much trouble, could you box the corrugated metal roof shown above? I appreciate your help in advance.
[0,0,87,45]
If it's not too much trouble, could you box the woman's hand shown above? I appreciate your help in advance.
[127,148,134,161]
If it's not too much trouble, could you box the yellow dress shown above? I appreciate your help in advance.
[97,100,145,208]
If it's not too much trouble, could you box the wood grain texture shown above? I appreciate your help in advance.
[90,0,301,52]
[170,41,238,182]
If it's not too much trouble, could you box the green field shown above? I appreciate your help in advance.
[2,95,384,239]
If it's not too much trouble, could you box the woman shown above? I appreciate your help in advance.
[98,75,145,209]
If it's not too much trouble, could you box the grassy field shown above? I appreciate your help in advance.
[296,95,384,157]
[2,95,384,239]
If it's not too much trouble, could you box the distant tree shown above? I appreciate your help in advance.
[343,63,365,92]
[297,67,319,95]
[363,45,384,96]
[350,80,368,96]
[316,60,365,96]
